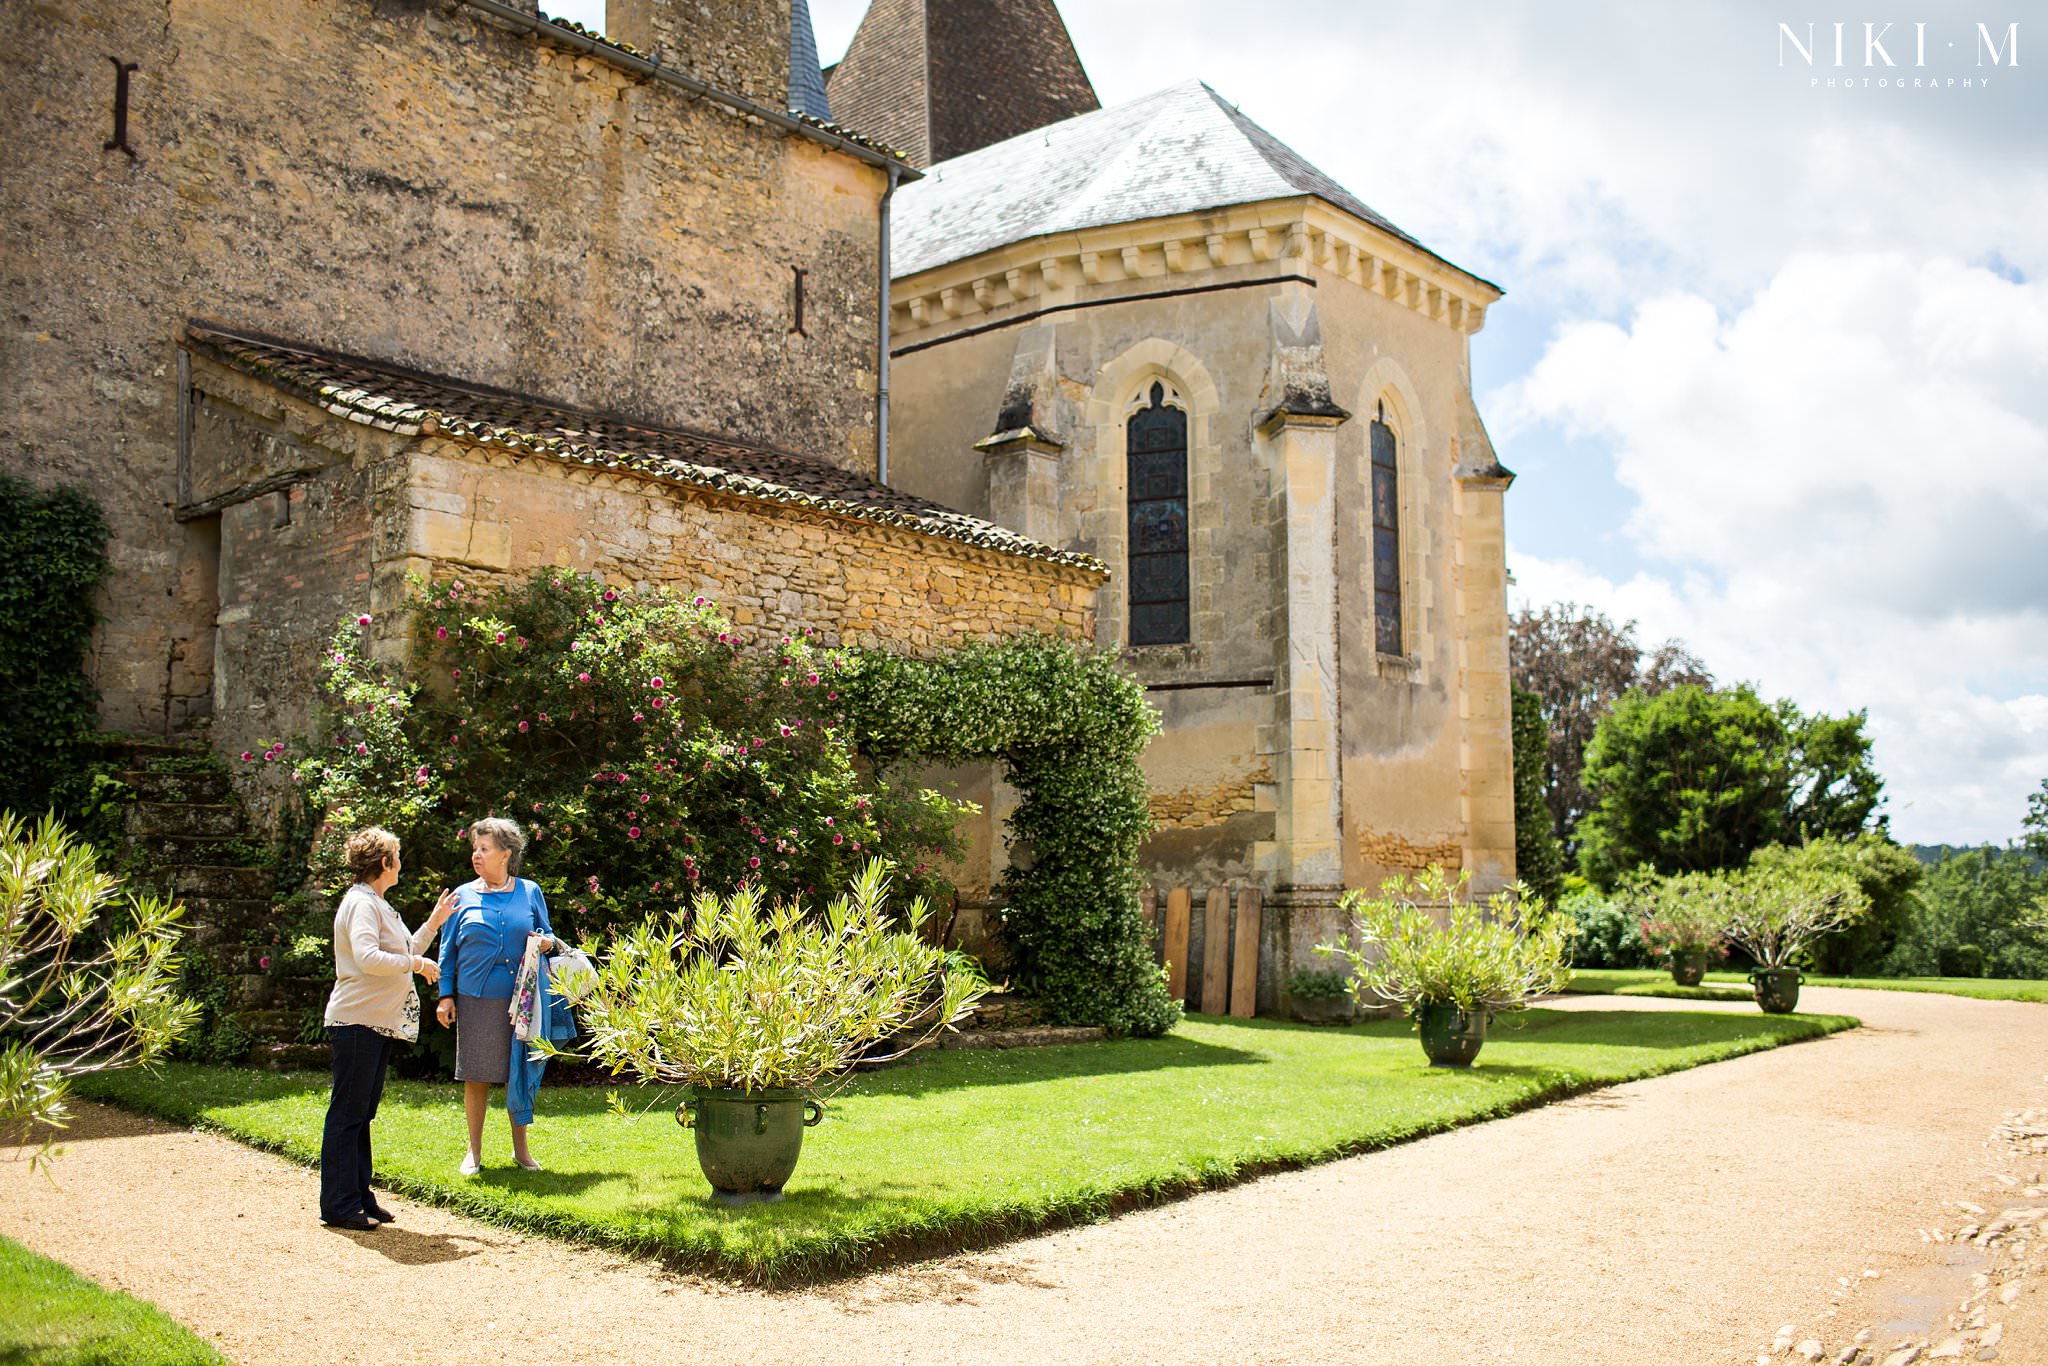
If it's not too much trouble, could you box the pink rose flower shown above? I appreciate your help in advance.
[628,826,641,839]
[436,626,448,640]
[517,720,529,733]
[240,751,253,762]
[748,857,761,869]
[577,672,591,683]
[259,956,271,969]
[356,614,371,626]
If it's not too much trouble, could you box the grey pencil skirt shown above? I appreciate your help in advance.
[452,995,513,1084]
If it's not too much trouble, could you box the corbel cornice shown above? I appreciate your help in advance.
[892,198,1503,346]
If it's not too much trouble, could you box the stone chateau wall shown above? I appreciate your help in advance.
[0,0,889,735]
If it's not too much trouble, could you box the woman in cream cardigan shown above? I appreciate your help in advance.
[320,826,455,1230]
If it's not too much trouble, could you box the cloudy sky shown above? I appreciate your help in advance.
[552,2,2045,845]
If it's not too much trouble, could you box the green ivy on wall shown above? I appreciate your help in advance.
[841,637,1181,1038]
[0,475,111,821]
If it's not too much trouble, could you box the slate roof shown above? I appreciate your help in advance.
[184,323,1101,574]
[825,0,1099,168]
[789,0,833,121]
[893,79,1493,289]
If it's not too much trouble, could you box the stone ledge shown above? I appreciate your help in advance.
[941,1025,1106,1050]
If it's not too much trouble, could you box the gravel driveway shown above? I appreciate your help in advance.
[3,988,2044,1365]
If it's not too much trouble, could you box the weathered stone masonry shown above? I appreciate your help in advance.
[0,0,897,736]
[180,331,1101,824]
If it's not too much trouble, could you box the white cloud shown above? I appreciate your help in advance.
[1503,252,2048,843]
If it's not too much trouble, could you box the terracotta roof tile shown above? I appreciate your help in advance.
[183,322,1104,576]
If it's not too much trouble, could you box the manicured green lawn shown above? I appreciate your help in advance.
[82,1008,1852,1285]
[1566,968,2048,1003]
[0,1233,227,1366]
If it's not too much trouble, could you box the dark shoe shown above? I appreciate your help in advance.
[321,1214,377,1232]
[363,1200,395,1223]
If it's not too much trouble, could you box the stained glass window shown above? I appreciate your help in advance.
[1127,382,1189,646]
[1371,407,1402,655]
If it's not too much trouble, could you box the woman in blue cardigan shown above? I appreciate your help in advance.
[436,816,555,1175]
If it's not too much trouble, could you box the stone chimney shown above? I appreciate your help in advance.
[606,0,790,107]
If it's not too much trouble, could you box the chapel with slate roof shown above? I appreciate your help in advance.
[859,4,1522,1010]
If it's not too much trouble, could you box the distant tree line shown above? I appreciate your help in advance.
[1508,602,2048,979]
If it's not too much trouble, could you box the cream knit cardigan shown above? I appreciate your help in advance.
[324,884,439,1037]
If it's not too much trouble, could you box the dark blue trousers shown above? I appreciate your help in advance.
[320,1024,394,1223]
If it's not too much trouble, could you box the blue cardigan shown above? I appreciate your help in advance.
[438,878,554,1001]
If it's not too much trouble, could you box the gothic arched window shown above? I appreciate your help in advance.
[1126,381,1189,646]
[1370,403,1403,655]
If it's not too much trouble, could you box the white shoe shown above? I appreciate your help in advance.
[515,1156,542,1172]
[458,1154,482,1176]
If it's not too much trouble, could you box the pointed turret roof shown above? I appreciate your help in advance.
[892,79,1493,290]
[788,0,833,120]
[825,0,1099,169]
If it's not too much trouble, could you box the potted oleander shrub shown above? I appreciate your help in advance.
[569,860,985,1204]
[1285,966,1357,1024]
[1317,865,1574,1067]
[1717,865,1867,1014]
[1626,871,1729,986]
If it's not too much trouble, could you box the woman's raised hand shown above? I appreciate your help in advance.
[430,888,458,926]
[436,997,456,1027]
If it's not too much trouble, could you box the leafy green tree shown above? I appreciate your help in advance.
[1889,847,2048,979]
[1783,707,1887,842]
[1576,684,1884,888]
[1750,834,1923,975]
[1508,602,1712,852]
[1510,688,1567,907]
[2023,778,2048,859]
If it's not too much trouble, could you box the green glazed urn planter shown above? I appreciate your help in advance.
[1416,1003,1489,1067]
[1749,968,1803,1014]
[677,1087,825,1206]
[1670,950,1709,987]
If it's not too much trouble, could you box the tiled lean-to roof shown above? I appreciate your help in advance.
[184,323,1103,575]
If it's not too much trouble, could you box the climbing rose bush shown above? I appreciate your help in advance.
[296,573,966,943]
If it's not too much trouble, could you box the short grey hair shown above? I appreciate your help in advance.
[470,816,528,875]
